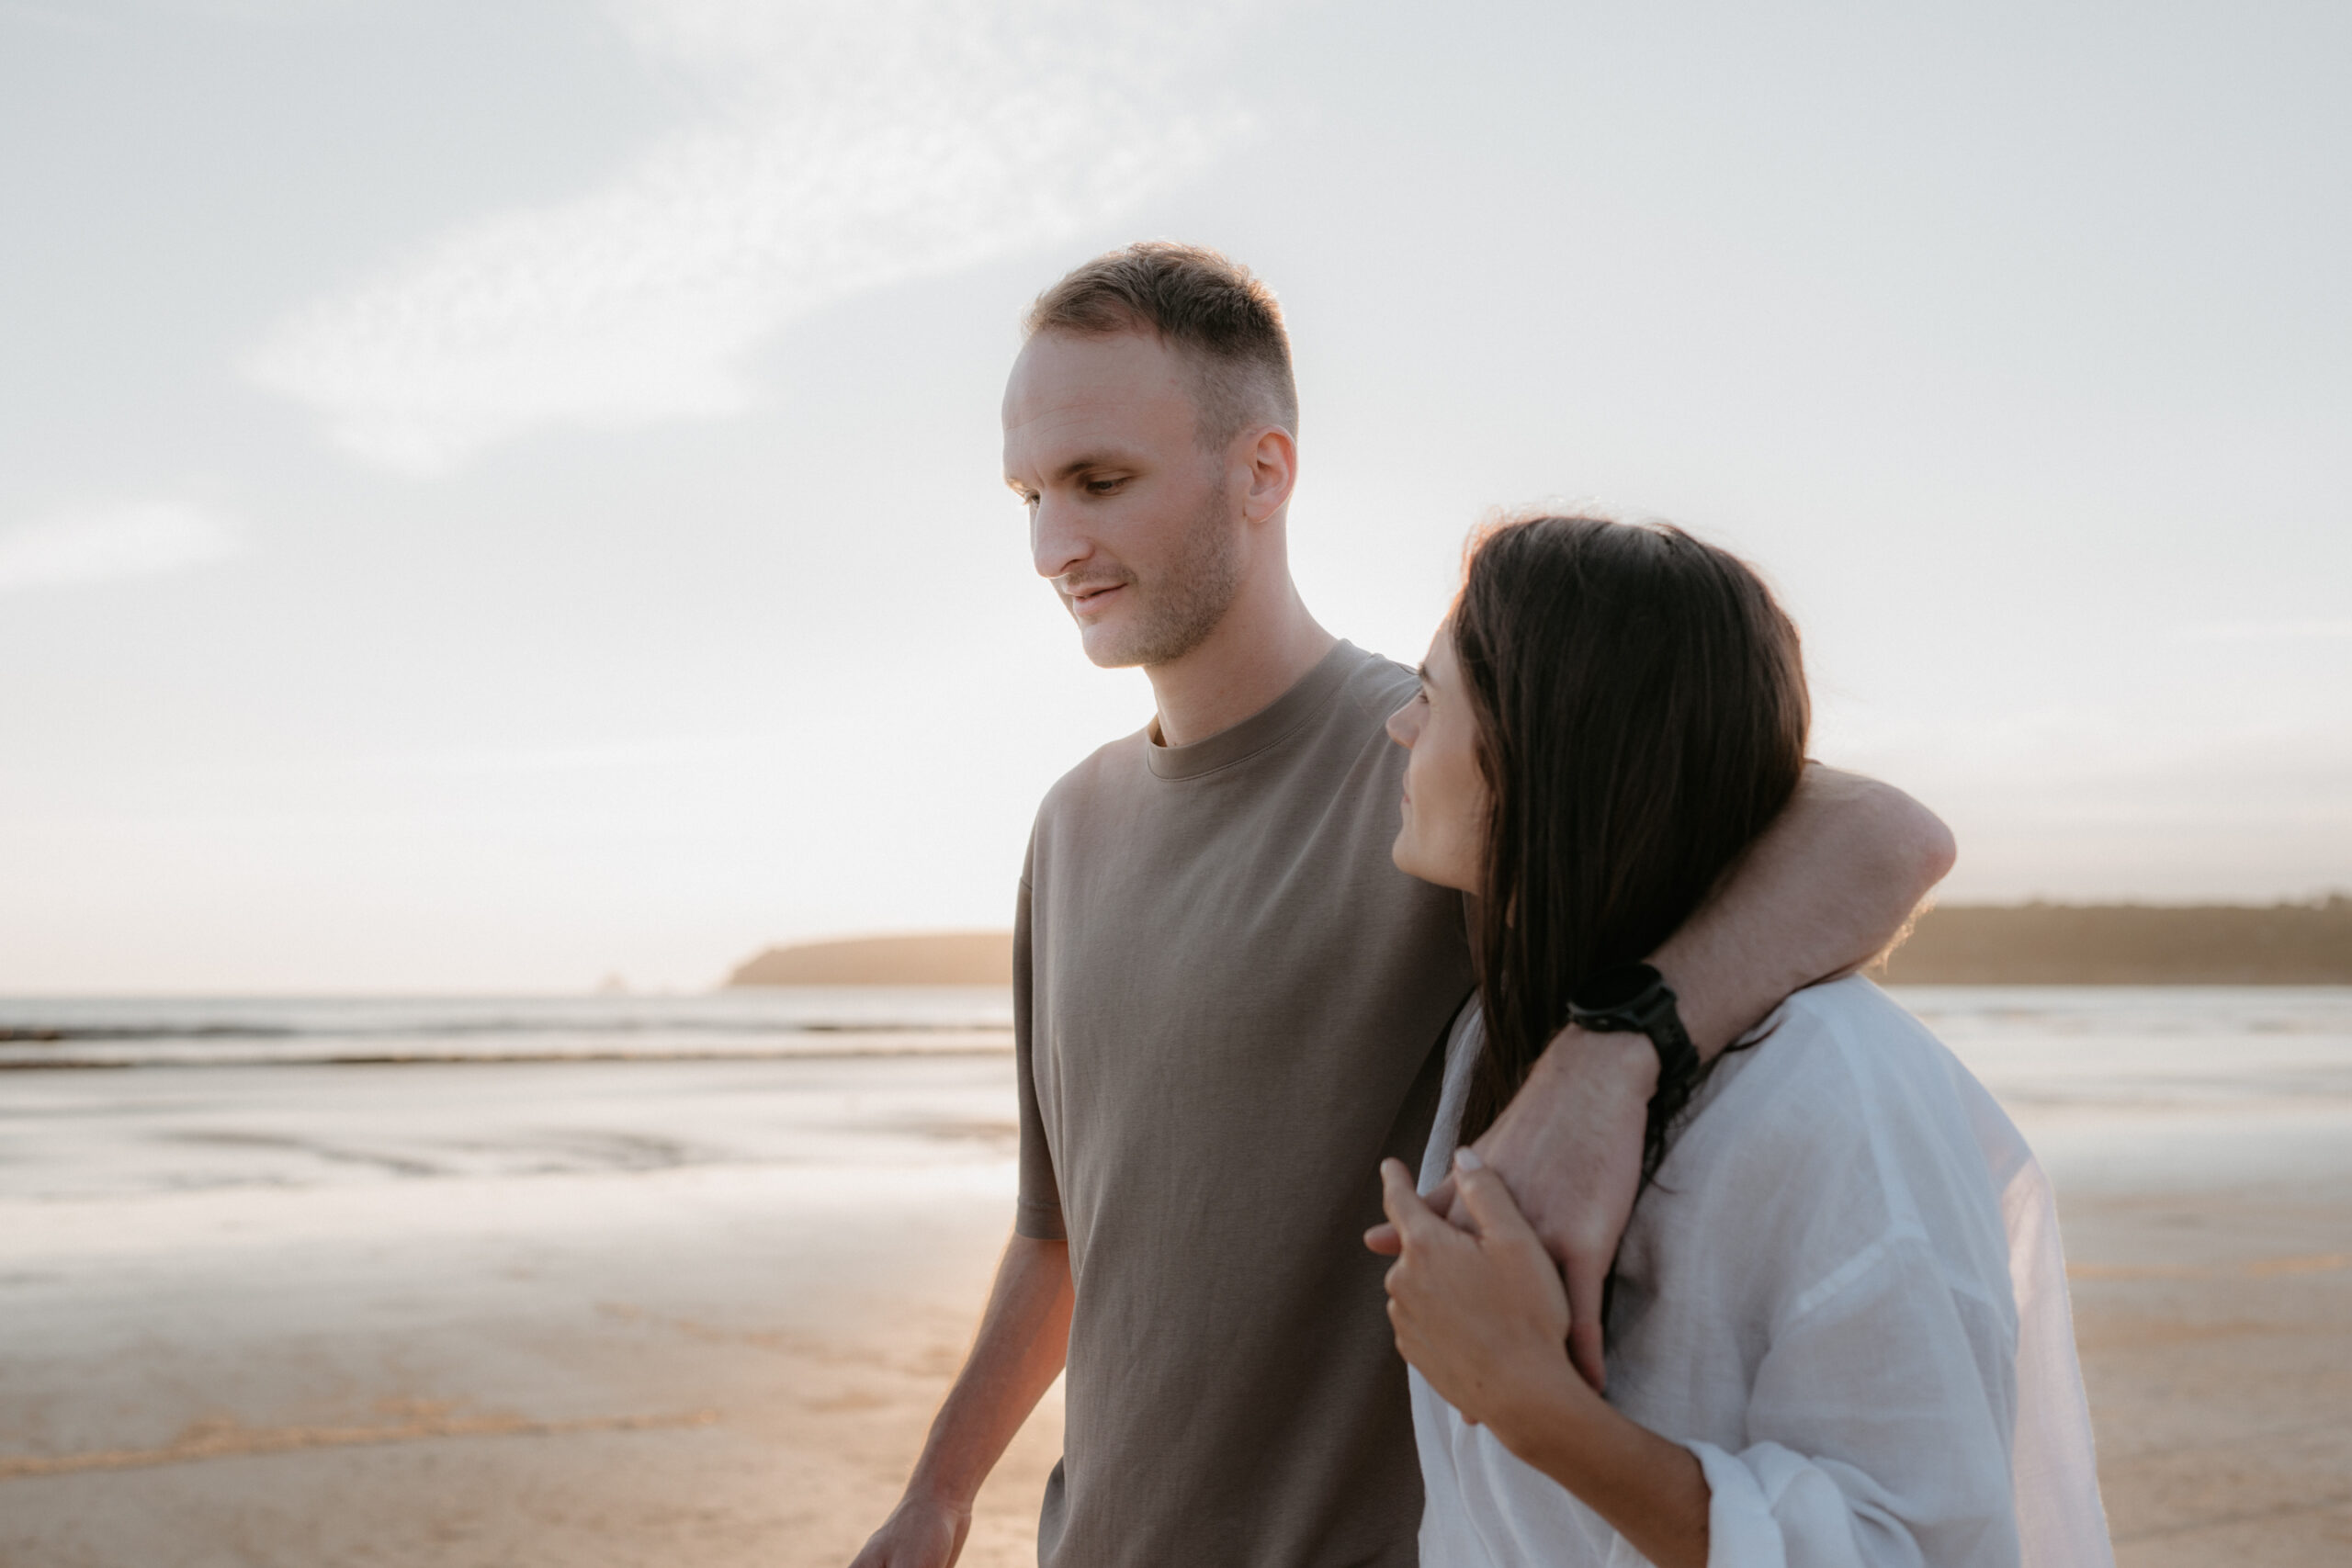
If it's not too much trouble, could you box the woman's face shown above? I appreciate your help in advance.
[1385,624,1489,894]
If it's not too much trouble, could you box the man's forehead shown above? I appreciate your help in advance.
[1002,329,1196,436]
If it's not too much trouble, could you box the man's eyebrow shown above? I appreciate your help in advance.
[1052,453,1131,482]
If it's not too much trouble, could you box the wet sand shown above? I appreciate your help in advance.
[0,1059,1061,1568]
[3,1011,2349,1565]
[2066,1190,2352,1562]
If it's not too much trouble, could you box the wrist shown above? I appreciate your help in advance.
[1644,953,1746,1060]
[903,1468,978,1521]
[1483,1357,1596,1466]
[1542,1022,1658,1100]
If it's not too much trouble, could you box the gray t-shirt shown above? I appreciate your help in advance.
[1015,640,1476,1566]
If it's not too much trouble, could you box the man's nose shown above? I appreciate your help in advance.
[1031,495,1092,581]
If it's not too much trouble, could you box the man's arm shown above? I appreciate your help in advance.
[848,1232,1074,1568]
[1377,765,1954,1391]
[1648,762,1956,1054]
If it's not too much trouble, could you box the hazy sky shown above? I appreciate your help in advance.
[4,0,2347,993]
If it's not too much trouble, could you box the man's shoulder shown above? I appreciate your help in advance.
[1033,640,1411,824]
[1338,643,1418,715]
[1295,640,1417,750]
[1035,724,1153,821]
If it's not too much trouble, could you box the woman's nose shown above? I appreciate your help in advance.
[1385,702,1419,747]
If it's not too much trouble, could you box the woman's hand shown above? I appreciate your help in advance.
[1375,1150,1589,1437]
[1363,1028,1654,1394]
[1376,1151,1713,1568]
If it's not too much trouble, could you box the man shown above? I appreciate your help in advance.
[851,244,1952,1567]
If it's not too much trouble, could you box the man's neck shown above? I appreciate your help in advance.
[1145,575,1337,748]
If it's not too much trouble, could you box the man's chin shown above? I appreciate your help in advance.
[1076,622,1154,671]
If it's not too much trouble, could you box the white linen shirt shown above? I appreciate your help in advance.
[1409,977,2112,1568]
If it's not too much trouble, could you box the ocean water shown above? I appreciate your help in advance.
[2,986,2346,1204]
[0,988,1015,1067]
[6,984,2347,1081]
[1898,986,2352,1109]
[1898,986,2352,1194]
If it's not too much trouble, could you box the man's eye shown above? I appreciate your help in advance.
[1085,477,1124,494]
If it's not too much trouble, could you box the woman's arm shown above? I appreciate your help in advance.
[1378,1156,1710,1568]
[1377,1140,2030,1568]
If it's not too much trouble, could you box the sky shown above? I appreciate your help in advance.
[3,0,2347,994]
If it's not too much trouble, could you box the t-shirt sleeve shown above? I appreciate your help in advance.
[1011,859,1066,1241]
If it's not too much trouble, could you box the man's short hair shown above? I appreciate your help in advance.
[1024,242,1299,448]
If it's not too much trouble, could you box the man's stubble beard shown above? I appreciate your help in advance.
[1087,485,1245,671]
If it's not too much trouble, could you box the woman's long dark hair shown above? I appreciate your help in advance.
[1453,515,1811,1177]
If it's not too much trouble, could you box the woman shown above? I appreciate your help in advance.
[1371,515,2109,1568]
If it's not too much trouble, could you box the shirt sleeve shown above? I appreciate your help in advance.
[1971,1091,2115,1568]
[1684,1230,2024,1568]
[1011,857,1066,1242]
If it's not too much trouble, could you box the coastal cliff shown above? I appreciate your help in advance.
[726,931,1014,987]
[1874,897,2352,985]
[729,900,2351,987]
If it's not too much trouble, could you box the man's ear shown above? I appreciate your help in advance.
[1240,425,1298,524]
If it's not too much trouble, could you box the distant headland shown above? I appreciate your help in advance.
[727,931,1014,987]
[1872,897,2352,985]
[729,899,2351,987]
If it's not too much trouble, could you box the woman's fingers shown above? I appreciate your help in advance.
[1378,1158,1440,1248]
[1420,1174,1458,1222]
[1363,1222,1402,1256]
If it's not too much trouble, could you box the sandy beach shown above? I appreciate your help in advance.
[0,1054,1063,1568]
[3,990,2348,1566]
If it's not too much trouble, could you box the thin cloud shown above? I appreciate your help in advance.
[0,502,241,594]
[243,0,1261,475]
[2182,620,2352,642]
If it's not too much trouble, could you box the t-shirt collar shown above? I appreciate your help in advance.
[1145,640,1367,781]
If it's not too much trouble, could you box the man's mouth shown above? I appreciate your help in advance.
[1063,581,1128,617]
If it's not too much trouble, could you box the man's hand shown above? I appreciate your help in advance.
[848,1491,969,1568]
[1367,1026,1652,1393]
[844,1232,1070,1568]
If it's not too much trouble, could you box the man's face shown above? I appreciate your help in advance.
[1002,329,1243,670]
